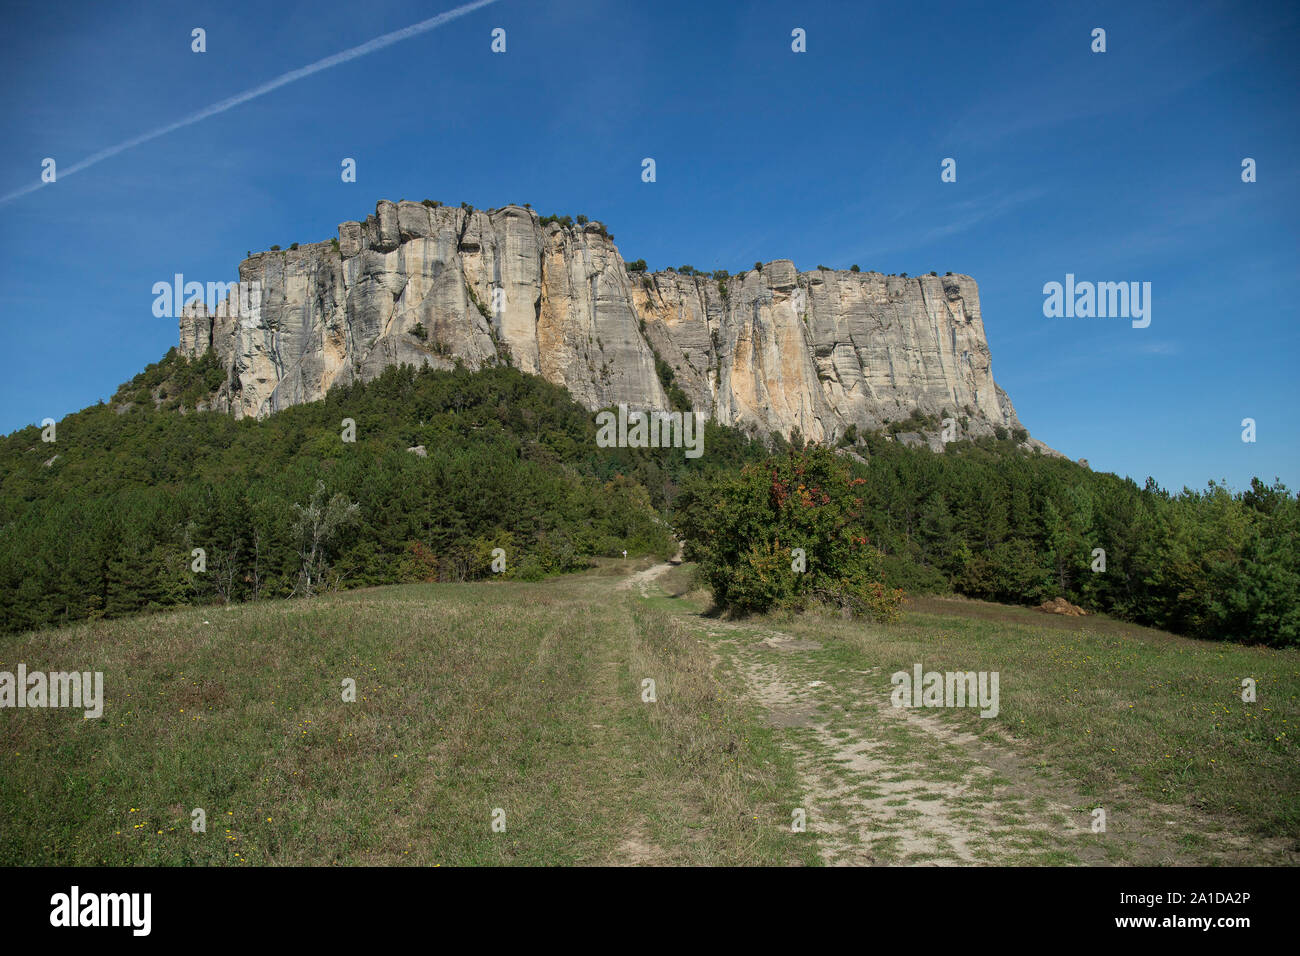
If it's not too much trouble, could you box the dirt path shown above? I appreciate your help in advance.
[701,616,1092,864]
[623,561,1283,866]
[616,551,682,597]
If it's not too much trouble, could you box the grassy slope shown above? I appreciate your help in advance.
[901,595,1299,839]
[654,562,1298,860]
[0,561,812,866]
[3,561,1296,865]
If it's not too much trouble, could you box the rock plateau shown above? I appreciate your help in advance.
[179,200,1046,450]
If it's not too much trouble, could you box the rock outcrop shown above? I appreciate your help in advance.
[1037,597,1088,617]
[179,200,1044,448]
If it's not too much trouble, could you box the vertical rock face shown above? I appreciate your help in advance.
[180,200,1038,447]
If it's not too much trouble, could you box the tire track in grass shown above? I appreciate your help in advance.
[712,620,1092,864]
[629,562,1279,866]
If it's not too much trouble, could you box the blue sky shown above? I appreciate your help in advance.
[1,0,1296,492]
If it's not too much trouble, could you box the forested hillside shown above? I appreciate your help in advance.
[678,441,1299,647]
[0,352,766,633]
[2,350,1295,647]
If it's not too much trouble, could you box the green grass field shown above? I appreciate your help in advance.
[654,563,1299,863]
[0,560,812,866]
[2,559,1295,865]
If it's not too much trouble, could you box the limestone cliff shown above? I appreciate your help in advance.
[179,200,1041,448]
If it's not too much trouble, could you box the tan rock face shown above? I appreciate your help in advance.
[179,201,1036,447]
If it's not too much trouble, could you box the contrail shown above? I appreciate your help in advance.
[1,0,500,205]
